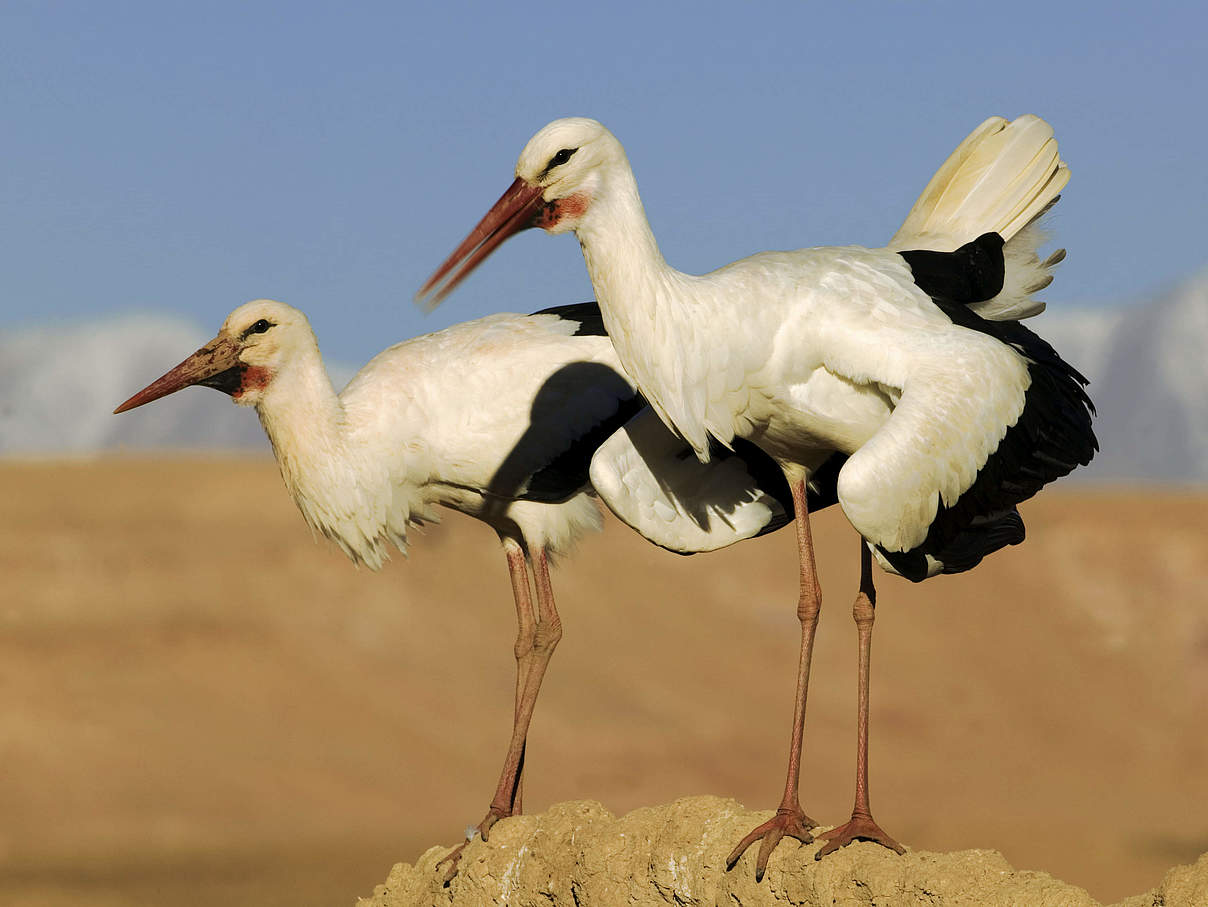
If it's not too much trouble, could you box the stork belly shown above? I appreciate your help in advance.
[744,367,893,468]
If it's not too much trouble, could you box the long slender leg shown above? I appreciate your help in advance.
[477,546,562,834]
[726,477,822,881]
[504,539,535,816]
[524,548,563,749]
[440,542,564,884]
[439,539,539,883]
[816,542,904,857]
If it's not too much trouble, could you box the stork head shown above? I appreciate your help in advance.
[514,117,615,229]
[114,299,313,414]
[416,117,620,308]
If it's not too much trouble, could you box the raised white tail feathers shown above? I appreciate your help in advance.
[891,114,1070,322]
[888,115,1069,253]
[975,218,1067,320]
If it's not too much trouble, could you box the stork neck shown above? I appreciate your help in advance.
[576,168,678,319]
[254,349,347,492]
[250,338,418,568]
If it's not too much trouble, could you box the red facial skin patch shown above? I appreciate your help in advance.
[233,365,272,399]
[537,193,590,230]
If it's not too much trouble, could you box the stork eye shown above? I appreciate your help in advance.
[243,318,274,338]
[549,147,577,168]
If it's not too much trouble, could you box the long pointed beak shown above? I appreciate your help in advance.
[415,177,546,310]
[113,335,243,414]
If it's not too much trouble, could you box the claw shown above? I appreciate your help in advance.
[754,825,785,880]
[435,806,513,886]
[726,807,816,880]
[436,842,469,887]
[815,813,904,860]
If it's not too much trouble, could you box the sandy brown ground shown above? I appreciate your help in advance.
[1,458,1205,906]
[360,797,1208,906]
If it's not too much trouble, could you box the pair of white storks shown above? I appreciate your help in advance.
[117,114,1095,881]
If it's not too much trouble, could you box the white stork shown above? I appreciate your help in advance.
[113,298,802,880]
[417,115,1097,877]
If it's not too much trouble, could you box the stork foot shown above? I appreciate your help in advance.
[725,806,817,881]
[436,806,513,886]
[436,841,470,887]
[815,812,904,859]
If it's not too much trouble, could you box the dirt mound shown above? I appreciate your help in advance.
[1117,852,1208,907]
[358,796,1173,906]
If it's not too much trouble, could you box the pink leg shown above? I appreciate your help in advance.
[726,478,821,881]
[504,540,534,817]
[817,542,904,858]
[440,542,562,884]
[475,546,561,834]
[516,549,562,804]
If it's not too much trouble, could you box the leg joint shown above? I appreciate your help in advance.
[852,591,875,627]
[514,623,536,660]
[797,583,822,622]
[532,618,562,655]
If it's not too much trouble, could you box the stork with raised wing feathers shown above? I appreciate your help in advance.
[113,298,802,881]
[418,114,1097,876]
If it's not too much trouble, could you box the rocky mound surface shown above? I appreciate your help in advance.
[355,797,1208,906]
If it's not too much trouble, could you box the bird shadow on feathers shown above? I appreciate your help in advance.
[484,359,834,551]
[484,360,640,507]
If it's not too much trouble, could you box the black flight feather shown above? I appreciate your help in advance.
[533,301,608,336]
[884,235,1098,581]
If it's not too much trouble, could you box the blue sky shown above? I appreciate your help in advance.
[3,0,1204,365]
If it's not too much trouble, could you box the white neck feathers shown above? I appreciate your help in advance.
[254,344,412,569]
[574,159,722,455]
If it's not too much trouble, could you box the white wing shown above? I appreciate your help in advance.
[590,407,788,554]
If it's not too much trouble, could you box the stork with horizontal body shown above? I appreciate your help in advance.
[114,298,803,880]
[418,114,1097,876]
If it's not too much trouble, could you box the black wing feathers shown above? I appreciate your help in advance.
[889,234,1098,580]
[877,510,1026,583]
[532,301,608,336]
[899,232,1006,305]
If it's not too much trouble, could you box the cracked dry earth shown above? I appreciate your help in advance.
[357,797,1208,907]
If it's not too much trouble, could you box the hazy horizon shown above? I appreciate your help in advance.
[3,1,1205,369]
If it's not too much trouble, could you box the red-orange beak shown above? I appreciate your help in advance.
[113,335,244,414]
[415,177,546,310]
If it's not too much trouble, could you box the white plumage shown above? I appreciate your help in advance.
[419,114,1096,875]
[113,295,797,880]
[114,300,784,566]
[590,406,792,553]
[116,303,619,565]
[887,114,1068,254]
[420,116,1082,568]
